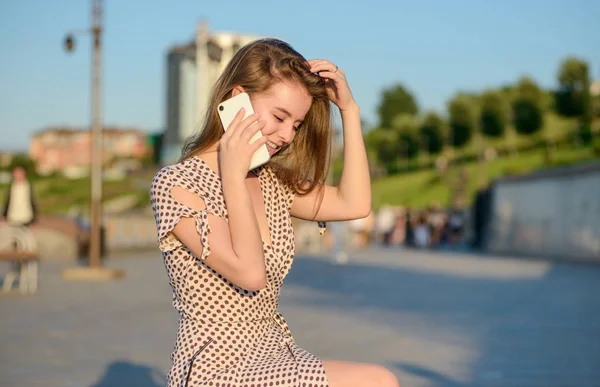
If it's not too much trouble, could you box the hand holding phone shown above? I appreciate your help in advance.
[218,93,271,172]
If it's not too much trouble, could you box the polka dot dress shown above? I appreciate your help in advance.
[150,156,329,387]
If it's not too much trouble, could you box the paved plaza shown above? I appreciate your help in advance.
[1,247,600,387]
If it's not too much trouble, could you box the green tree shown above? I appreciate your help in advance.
[479,89,507,138]
[8,154,37,175]
[513,99,543,135]
[513,77,544,136]
[555,57,592,125]
[447,94,475,148]
[591,79,600,118]
[365,128,399,170]
[593,94,600,118]
[392,114,419,159]
[514,76,543,104]
[377,84,419,128]
[418,112,445,154]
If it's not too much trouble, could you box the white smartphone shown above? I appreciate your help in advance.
[217,92,271,171]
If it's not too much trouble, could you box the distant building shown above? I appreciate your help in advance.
[162,20,263,164]
[590,79,600,97]
[164,42,197,165]
[30,127,151,176]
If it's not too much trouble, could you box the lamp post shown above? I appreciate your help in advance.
[62,0,123,280]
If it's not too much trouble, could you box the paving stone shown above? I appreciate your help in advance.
[1,248,599,387]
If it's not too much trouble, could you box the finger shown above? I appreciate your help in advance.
[232,112,260,138]
[249,136,269,153]
[308,60,328,69]
[314,71,340,81]
[311,60,335,69]
[222,107,247,137]
[241,120,266,144]
[311,63,340,75]
[308,62,332,74]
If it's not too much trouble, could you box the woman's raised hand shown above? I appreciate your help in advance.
[308,59,357,112]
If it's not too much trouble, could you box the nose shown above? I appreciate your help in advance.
[279,125,295,145]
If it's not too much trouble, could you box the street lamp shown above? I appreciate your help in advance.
[62,0,123,281]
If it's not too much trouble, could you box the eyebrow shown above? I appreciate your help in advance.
[275,107,304,122]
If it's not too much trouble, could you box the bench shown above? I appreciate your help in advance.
[0,225,39,294]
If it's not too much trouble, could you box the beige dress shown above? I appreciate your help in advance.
[150,156,329,387]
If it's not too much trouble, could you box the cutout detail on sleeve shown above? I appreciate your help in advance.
[194,209,213,261]
[151,167,219,259]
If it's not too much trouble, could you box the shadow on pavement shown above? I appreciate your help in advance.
[284,253,600,386]
[90,360,166,387]
[393,362,466,387]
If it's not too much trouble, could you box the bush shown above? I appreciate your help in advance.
[579,124,594,145]
[593,137,600,156]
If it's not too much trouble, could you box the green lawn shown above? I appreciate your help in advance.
[372,144,598,210]
[454,112,578,156]
[0,169,158,216]
[2,137,597,216]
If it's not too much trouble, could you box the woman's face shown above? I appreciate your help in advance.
[237,81,312,157]
[12,167,26,181]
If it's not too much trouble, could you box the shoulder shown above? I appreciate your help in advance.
[262,165,295,203]
[151,159,199,186]
[150,165,176,194]
[151,158,222,198]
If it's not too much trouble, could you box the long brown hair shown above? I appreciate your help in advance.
[180,38,332,211]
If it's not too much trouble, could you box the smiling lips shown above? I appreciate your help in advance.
[267,140,281,151]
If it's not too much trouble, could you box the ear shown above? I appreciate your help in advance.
[231,85,245,97]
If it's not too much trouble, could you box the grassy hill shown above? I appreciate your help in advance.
[2,115,598,216]
[371,143,598,211]
[0,169,157,216]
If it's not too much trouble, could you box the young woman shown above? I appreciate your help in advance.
[151,38,399,387]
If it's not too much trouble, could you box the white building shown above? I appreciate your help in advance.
[162,20,262,164]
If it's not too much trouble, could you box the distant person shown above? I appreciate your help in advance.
[404,206,415,247]
[150,39,397,387]
[329,220,350,264]
[387,209,407,246]
[2,166,37,227]
[448,208,465,245]
[414,213,431,248]
[426,200,445,248]
[1,166,38,281]
[375,204,397,245]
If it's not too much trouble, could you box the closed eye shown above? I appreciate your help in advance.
[275,114,300,131]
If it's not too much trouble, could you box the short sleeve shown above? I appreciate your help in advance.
[150,167,213,259]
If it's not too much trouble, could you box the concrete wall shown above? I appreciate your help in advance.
[18,217,85,261]
[486,161,600,263]
[104,215,328,255]
[104,214,157,252]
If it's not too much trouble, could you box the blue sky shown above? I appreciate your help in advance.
[1,0,598,151]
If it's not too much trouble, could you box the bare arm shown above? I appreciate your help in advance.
[170,110,269,291]
[171,180,266,291]
[291,60,371,222]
